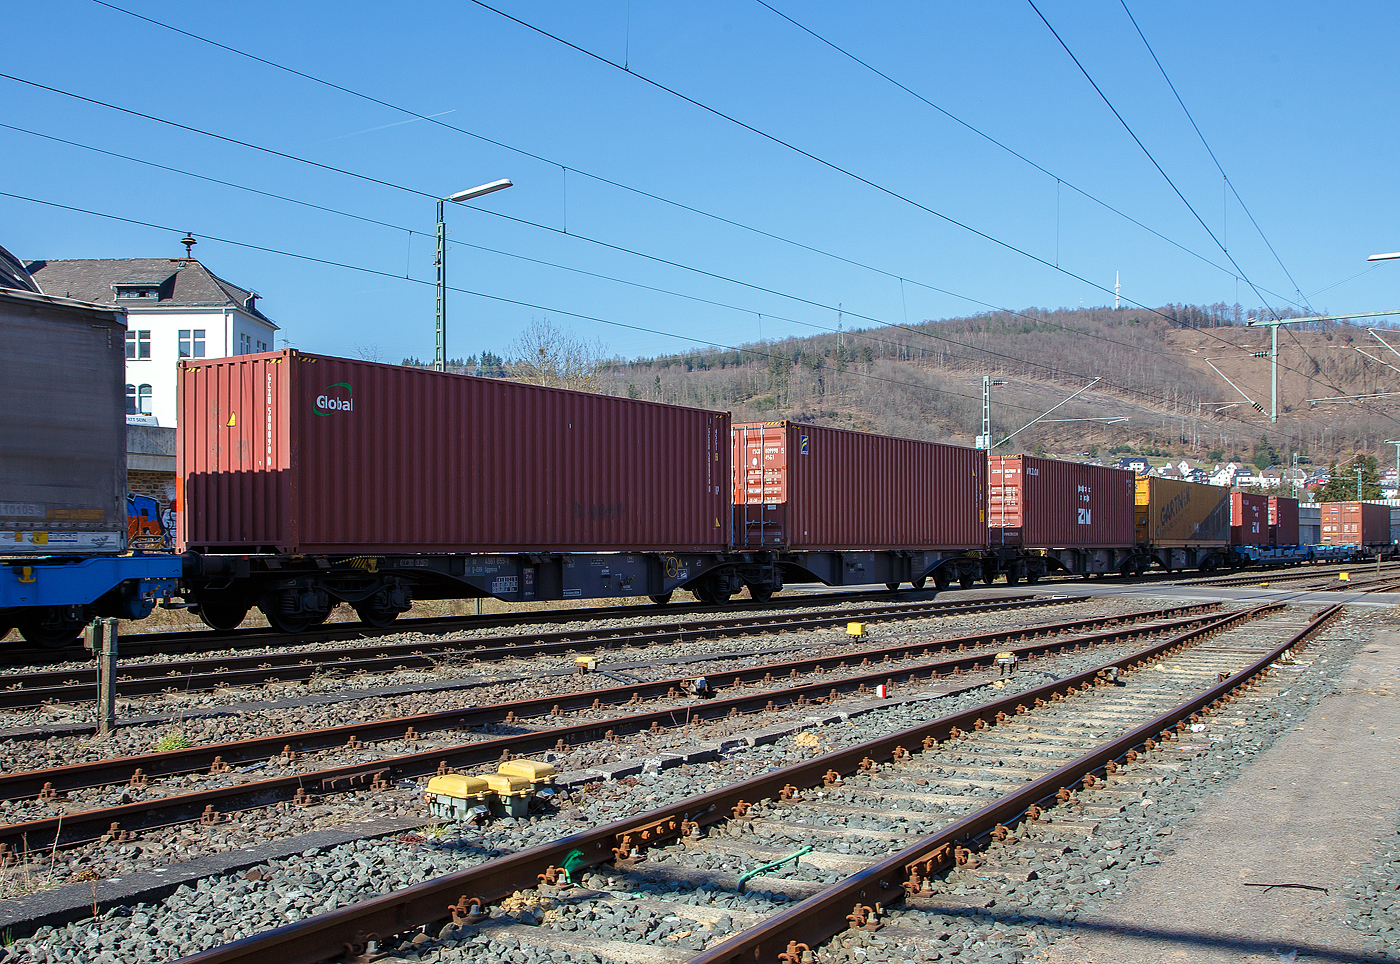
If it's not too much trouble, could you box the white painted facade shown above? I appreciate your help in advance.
[123,305,275,428]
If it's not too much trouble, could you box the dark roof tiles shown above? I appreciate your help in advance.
[24,258,276,327]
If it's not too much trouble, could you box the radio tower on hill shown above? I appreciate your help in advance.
[1115,272,1121,310]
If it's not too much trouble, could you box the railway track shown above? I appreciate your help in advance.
[0,603,1223,857]
[0,594,1075,711]
[0,586,968,666]
[167,603,1338,964]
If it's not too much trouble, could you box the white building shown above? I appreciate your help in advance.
[27,256,278,428]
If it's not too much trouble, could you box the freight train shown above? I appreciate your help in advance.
[3,316,1390,647]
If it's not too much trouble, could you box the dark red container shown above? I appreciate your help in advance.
[1230,492,1268,546]
[1320,501,1391,547]
[1268,496,1299,547]
[988,455,1135,549]
[731,421,985,550]
[178,351,731,554]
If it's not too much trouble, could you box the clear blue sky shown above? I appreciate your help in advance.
[5,0,1398,365]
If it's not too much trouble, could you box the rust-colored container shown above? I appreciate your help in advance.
[1134,477,1230,547]
[988,455,1135,549]
[1268,496,1299,547]
[731,421,984,550]
[178,351,730,554]
[1230,492,1269,546]
[1319,501,1391,547]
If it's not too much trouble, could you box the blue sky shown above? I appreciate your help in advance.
[5,0,1398,364]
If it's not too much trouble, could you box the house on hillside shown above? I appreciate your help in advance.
[26,255,278,430]
[1118,456,1151,474]
[1209,462,1246,487]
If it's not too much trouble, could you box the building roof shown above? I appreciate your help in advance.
[24,258,277,328]
[0,244,39,292]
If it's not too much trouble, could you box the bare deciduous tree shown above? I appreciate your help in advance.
[507,316,607,392]
[354,344,386,363]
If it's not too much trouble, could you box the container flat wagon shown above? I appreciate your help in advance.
[1134,477,1232,573]
[0,288,180,645]
[731,421,986,592]
[179,351,733,631]
[987,455,1141,580]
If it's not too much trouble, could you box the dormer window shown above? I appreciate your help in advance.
[113,285,158,301]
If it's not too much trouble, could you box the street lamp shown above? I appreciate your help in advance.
[435,178,513,372]
[1367,251,1400,262]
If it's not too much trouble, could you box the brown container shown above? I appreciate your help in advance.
[988,455,1135,549]
[731,421,985,550]
[1134,477,1230,547]
[1230,492,1269,546]
[1268,496,1299,547]
[1319,501,1391,547]
[178,351,730,554]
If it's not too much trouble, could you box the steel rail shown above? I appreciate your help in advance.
[0,606,1237,856]
[0,595,1063,710]
[169,604,1278,964]
[0,603,1219,802]
[0,586,968,666]
[690,603,1344,964]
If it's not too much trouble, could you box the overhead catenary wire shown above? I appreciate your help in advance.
[452,1,1363,437]
[9,12,1360,442]
[87,0,1311,316]
[0,105,1292,419]
[0,187,1063,420]
[1027,0,1400,430]
[3,185,1329,452]
[750,0,1306,310]
[1117,0,1314,312]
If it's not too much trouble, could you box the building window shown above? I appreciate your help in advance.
[126,330,150,359]
[239,333,252,354]
[137,384,153,415]
[178,329,206,358]
[257,340,268,352]
[125,384,137,415]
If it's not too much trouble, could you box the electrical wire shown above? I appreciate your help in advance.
[1118,0,1314,312]
[0,110,1259,409]
[86,0,1311,326]
[751,0,1308,312]
[1,186,1063,419]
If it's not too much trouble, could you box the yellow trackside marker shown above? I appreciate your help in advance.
[227,412,237,427]
[847,622,866,637]
[1339,572,1350,582]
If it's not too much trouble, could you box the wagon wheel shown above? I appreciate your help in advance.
[885,582,901,592]
[932,567,952,591]
[911,576,927,590]
[648,592,674,606]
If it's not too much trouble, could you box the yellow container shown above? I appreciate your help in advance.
[424,774,492,821]
[1134,477,1231,547]
[498,759,557,787]
[846,622,866,637]
[482,772,534,818]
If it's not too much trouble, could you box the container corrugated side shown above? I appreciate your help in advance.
[0,290,128,555]
[1268,496,1299,547]
[989,455,1134,549]
[179,351,730,554]
[1230,492,1268,546]
[732,421,984,551]
[1134,477,1230,547]
[1320,502,1391,547]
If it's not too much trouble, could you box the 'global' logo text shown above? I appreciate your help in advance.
[314,382,354,416]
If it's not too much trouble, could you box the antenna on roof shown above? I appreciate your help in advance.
[181,234,197,258]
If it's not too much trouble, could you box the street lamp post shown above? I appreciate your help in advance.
[435,179,513,372]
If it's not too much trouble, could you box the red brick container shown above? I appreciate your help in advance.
[178,351,731,554]
[1230,492,1269,546]
[988,455,1135,549]
[1268,496,1299,547]
[1320,501,1391,547]
[731,421,985,551]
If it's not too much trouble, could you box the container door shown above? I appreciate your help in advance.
[732,423,787,547]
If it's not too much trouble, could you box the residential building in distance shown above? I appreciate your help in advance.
[26,253,278,429]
